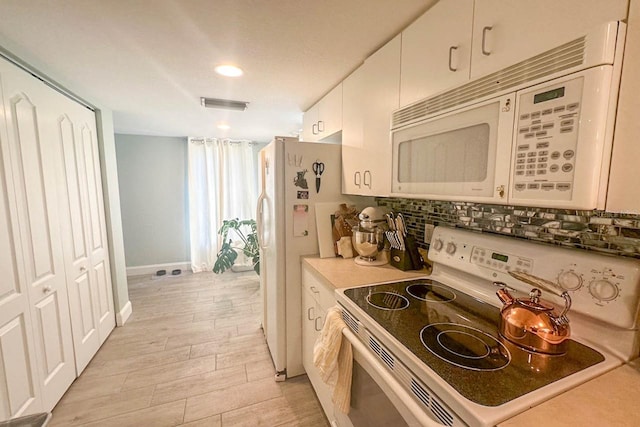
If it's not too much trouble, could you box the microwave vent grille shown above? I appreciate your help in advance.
[392,36,586,129]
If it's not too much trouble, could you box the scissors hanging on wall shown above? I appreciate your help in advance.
[312,160,325,193]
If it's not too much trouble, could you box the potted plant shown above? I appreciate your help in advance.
[213,218,260,275]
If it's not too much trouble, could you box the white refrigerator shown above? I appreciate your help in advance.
[256,136,367,380]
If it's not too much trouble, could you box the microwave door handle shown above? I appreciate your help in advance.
[448,46,458,72]
[482,26,493,56]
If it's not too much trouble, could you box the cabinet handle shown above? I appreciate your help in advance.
[315,317,323,332]
[448,46,458,72]
[43,285,52,294]
[80,266,86,272]
[318,120,324,133]
[312,123,318,135]
[310,286,319,294]
[482,26,493,56]
[307,306,315,320]
[354,171,361,188]
[363,170,372,189]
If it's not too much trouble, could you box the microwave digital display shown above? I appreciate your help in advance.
[492,253,509,262]
[533,87,565,104]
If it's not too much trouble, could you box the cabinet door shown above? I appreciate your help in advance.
[400,0,473,106]
[361,35,401,196]
[341,66,366,195]
[318,84,342,138]
[0,84,43,419]
[302,103,319,142]
[0,60,76,411]
[471,0,629,79]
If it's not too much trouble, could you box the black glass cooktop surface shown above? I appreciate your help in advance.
[343,279,605,406]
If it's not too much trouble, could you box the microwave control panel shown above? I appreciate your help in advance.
[511,76,584,201]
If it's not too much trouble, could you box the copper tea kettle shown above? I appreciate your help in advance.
[494,271,572,355]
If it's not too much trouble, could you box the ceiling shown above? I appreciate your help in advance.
[0,0,437,142]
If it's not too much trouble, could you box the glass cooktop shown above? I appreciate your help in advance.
[343,279,604,406]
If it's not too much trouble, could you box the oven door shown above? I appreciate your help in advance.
[334,328,448,427]
[391,93,515,204]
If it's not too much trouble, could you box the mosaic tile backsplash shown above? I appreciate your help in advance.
[375,197,640,259]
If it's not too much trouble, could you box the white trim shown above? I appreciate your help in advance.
[116,301,132,326]
[125,262,192,277]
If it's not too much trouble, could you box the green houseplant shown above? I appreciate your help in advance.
[213,218,260,275]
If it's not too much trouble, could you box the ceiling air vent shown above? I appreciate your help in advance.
[200,97,249,111]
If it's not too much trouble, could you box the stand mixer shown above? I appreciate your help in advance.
[352,206,389,266]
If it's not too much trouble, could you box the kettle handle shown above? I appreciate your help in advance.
[509,271,572,320]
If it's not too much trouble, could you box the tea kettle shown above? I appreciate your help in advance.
[494,271,572,355]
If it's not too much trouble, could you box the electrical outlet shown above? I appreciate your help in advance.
[424,224,435,243]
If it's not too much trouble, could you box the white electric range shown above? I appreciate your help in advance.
[335,226,640,427]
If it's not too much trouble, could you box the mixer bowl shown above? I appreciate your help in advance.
[352,226,384,261]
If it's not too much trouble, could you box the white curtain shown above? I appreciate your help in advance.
[188,138,258,272]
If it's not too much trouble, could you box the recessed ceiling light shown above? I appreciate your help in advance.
[215,65,243,77]
[217,124,230,130]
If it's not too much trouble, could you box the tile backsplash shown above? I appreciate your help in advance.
[375,197,640,259]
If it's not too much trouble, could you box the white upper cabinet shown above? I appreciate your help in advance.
[470,0,629,80]
[342,35,401,196]
[400,0,473,105]
[302,84,342,142]
[399,0,629,107]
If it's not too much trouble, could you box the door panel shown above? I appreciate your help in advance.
[11,95,55,282]
[34,294,65,379]
[57,112,100,373]
[0,68,42,418]
[1,59,76,411]
[0,316,40,419]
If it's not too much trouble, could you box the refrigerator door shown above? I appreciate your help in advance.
[258,140,287,377]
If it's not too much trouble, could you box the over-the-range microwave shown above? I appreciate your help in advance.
[391,22,626,210]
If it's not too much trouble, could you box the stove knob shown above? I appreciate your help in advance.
[446,242,457,255]
[433,239,444,251]
[588,279,619,302]
[558,271,583,291]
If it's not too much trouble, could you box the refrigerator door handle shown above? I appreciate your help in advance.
[256,192,270,249]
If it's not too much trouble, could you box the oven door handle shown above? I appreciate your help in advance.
[342,328,448,427]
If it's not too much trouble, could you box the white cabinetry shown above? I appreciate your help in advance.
[302,84,342,142]
[400,0,628,106]
[400,0,473,106]
[470,0,628,80]
[301,266,336,425]
[0,55,115,419]
[342,35,400,196]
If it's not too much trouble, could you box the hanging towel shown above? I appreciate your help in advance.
[313,306,353,414]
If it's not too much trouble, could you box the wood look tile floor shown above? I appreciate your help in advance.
[51,271,329,427]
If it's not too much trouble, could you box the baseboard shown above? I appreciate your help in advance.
[116,300,132,326]
[126,261,192,277]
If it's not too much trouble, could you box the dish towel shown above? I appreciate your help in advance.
[313,306,353,414]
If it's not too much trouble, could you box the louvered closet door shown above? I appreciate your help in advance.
[0,75,43,419]
[0,58,76,411]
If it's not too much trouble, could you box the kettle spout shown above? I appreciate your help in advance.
[495,282,514,305]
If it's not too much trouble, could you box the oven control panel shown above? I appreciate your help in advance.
[428,226,640,329]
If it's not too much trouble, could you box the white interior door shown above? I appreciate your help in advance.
[57,112,100,374]
[80,120,115,343]
[0,58,76,411]
[0,80,43,419]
